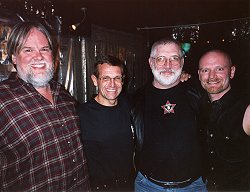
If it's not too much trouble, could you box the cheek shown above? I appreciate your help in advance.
[45,54,53,61]
[199,74,206,82]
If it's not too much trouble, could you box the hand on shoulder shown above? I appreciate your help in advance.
[180,71,191,82]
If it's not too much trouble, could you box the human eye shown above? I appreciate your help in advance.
[101,76,111,82]
[200,68,209,73]
[155,56,166,65]
[170,56,180,62]
[41,47,51,52]
[156,56,165,62]
[114,76,123,83]
[216,67,224,72]
[22,48,32,53]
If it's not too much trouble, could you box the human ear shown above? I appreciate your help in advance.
[230,66,236,79]
[91,74,98,87]
[12,55,17,64]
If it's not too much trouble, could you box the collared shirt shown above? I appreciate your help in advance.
[0,73,90,191]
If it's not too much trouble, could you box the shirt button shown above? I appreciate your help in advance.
[74,178,77,181]
[211,167,215,171]
[72,159,76,163]
[225,136,230,140]
[210,151,214,154]
[210,134,214,138]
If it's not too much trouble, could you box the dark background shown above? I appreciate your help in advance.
[0,0,249,98]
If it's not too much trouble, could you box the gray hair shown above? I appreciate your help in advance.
[150,38,184,58]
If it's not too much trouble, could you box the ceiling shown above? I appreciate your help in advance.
[52,0,249,36]
[0,0,249,37]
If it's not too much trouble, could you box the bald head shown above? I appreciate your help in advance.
[198,50,235,101]
[199,50,232,68]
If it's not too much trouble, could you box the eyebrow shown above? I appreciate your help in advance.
[21,45,51,49]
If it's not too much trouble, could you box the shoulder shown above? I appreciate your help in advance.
[243,104,250,136]
[180,81,203,101]
[77,99,91,110]
[0,72,19,90]
[133,84,149,100]
[76,99,96,114]
[118,93,131,105]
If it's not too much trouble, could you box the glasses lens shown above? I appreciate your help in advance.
[169,56,181,65]
[100,76,123,83]
[154,56,181,66]
[114,76,123,83]
[156,56,166,65]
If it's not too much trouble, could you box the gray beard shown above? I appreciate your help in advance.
[17,65,54,88]
[152,67,182,86]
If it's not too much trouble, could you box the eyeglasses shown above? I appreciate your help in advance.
[98,76,124,83]
[151,55,182,66]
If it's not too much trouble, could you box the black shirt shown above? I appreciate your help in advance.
[201,88,250,191]
[139,83,203,181]
[77,96,134,185]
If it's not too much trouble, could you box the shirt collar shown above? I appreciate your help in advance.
[211,89,235,109]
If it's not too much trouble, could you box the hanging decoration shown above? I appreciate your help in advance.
[0,0,58,31]
[23,0,55,20]
[172,25,199,43]
[137,17,250,43]
[229,18,250,42]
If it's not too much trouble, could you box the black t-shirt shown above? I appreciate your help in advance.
[77,95,134,183]
[139,83,202,181]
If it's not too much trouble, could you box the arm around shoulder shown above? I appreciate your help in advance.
[243,105,250,136]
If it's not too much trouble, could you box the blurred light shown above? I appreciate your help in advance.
[182,43,191,53]
[70,23,80,31]
[69,7,87,31]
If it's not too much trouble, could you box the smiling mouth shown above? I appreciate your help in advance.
[106,89,116,92]
[207,80,220,85]
[160,70,173,75]
[31,63,46,68]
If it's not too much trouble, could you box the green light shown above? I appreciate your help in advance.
[182,43,191,53]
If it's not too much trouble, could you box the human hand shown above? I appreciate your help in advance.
[180,71,191,82]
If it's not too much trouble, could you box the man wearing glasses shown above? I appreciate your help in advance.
[77,55,135,191]
[131,38,207,191]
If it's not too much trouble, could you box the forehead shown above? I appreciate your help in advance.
[199,52,230,68]
[23,28,48,45]
[155,43,181,55]
[98,63,122,76]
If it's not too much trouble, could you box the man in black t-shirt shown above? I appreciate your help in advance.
[131,38,207,192]
[77,55,134,191]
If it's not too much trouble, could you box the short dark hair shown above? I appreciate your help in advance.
[7,21,55,63]
[93,55,125,77]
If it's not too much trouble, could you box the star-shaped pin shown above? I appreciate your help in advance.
[161,100,176,114]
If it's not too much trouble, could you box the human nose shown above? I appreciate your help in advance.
[34,50,43,60]
[163,59,172,68]
[209,70,216,79]
[109,78,116,86]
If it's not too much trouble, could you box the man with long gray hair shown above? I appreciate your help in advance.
[0,21,90,191]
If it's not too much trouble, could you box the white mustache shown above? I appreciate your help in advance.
[159,69,174,74]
